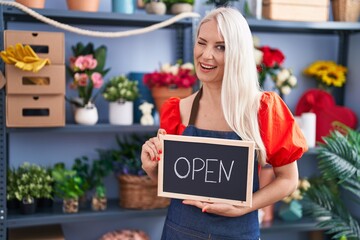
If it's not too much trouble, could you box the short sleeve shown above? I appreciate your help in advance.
[258,92,308,167]
[160,97,186,135]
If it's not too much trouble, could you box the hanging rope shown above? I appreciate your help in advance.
[0,1,200,38]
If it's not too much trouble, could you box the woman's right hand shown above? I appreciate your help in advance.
[141,128,167,181]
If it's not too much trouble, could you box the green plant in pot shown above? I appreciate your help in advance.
[7,167,19,210]
[72,156,92,208]
[52,162,84,214]
[12,162,53,214]
[90,158,112,211]
[205,0,239,7]
[102,75,140,125]
[162,0,195,14]
[303,123,360,239]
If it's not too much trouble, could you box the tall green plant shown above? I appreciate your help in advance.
[304,123,360,239]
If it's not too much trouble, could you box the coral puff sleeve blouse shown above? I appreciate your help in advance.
[160,92,308,167]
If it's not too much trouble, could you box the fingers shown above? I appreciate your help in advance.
[157,128,167,137]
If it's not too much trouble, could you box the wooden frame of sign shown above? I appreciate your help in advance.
[158,134,255,207]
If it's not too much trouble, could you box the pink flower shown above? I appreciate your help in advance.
[91,72,103,88]
[74,73,88,87]
[74,55,97,71]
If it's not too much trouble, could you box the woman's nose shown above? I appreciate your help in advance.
[202,47,214,59]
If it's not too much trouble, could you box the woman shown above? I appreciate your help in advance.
[141,7,307,240]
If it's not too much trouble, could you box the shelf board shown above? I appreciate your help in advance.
[6,124,159,134]
[247,18,360,34]
[260,217,326,233]
[2,6,194,28]
[7,200,168,228]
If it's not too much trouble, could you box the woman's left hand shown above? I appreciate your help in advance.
[182,200,248,217]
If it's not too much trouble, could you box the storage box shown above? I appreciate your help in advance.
[9,225,64,240]
[6,94,65,127]
[4,30,64,64]
[6,65,65,94]
[262,0,330,22]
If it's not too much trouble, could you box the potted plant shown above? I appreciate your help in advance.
[90,158,113,211]
[67,42,110,125]
[163,0,195,14]
[15,0,46,9]
[144,0,167,15]
[102,75,140,125]
[205,0,239,7]
[143,59,197,112]
[303,123,360,239]
[66,0,100,12]
[71,156,92,208]
[12,162,53,214]
[52,163,85,213]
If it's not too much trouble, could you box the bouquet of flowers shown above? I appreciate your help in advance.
[143,60,197,89]
[254,37,297,96]
[303,60,347,91]
[68,42,110,107]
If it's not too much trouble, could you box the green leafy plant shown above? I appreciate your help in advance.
[72,156,92,195]
[205,0,238,6]
[10,162,53,204]
[303,123,360,239]
[102,75,140,102]
[52,163,84,200]
[90,158,113,198]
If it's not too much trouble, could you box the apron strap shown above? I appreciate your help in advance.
[188,87,203,125]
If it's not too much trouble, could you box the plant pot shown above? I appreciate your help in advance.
[112,0,135,14]
[145,2,166,15]
[74,103,98,125]
[109,101,133,125]
[37,197,53,209]
[151,87,192,112]
[63,198,79,213]
[15,0,46,8]
[20,198,37,215]
[7,199,20,210]
[91,196,107,211]
[66,0,100,12]
[118,175,170,209]
[170,3,193,14]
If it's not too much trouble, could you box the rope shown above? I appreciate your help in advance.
[0,1,200,38]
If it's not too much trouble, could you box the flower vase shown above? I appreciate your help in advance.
[74,103,98,125]
[151,87,192,112]
[109,100,133,125]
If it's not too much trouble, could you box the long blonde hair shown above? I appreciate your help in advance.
[197,7,267,165]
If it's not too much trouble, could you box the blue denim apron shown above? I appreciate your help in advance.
[161,88,260,240]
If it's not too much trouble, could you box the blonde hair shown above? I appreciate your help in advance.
[197,7,267,165]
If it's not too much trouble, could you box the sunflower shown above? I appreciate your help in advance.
[319,69,346,87]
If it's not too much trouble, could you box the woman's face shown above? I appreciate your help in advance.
[194,19,225,85]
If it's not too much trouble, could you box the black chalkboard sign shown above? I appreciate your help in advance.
[158,134,255,207]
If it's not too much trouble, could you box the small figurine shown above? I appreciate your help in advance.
[139,102,154,126]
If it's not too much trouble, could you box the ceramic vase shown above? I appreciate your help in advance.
[15,0,45,8]
[145,2,166,15]
[74,103,99,125]
[112,0,135,14]
[66,0,100,12]
[170,3,193,14]
[109,100,133,125]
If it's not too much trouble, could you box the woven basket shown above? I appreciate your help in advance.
[332,0,360,22]
[118,175,170,210]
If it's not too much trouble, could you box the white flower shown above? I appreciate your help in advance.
[254,48,263,65]
[288,75,297,87]
[300,179,311,191]
[169,64,179,75]
[252,35,261,47]
[276,68,291,85]
[281,85,292,95]
[181,62,194,70]
[161,63,171,73]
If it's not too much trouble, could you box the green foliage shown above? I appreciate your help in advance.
[52,163,84,200]
[8,162,53,204]
[102,75,140,102]
[303,123,360,239]
[72,156,92,194]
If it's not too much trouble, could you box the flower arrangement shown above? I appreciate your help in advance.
[68,42,110,107]
[282,178,311,204]
[102,75,140,102]
[254,37,297,96]
[303,60,347,91]
[143,60,197,89]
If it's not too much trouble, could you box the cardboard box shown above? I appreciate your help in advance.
[6,65,65,95]
[262,0,329,22]
[4,30,64,64]
[6,94,65,127]
[9,225,64,240]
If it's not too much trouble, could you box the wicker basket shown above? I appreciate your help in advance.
[118,175,170,210]
[332,0,360,22]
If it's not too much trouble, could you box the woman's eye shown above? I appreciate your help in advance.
[197,41,206,45]
[216,45,225,51]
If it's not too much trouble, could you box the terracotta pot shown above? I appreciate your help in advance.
[15,0,46,8]
[66,0,100,12]
[151,87,192,112]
